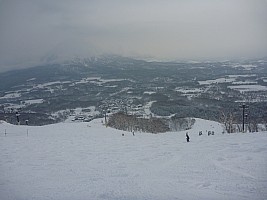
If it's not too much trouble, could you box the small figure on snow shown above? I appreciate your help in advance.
[186,132,190,142]
[16,111,20,125]
[132,131,135,136]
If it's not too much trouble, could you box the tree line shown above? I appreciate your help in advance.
[107,112,195,133]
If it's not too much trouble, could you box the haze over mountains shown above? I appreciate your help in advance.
[1,0,267,72]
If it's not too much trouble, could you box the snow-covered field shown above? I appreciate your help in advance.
[228,85,267,93]
[198,77,236,85]
[0,119,267,200]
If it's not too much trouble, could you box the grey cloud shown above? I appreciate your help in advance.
[0,0,266,71]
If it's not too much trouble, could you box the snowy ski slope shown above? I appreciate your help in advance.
[0,119,267,200]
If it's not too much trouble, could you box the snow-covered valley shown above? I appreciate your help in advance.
[1,57,267,126]
[0,119,267,200]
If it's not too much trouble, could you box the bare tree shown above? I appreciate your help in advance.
[220,110,235,133]
[248,118,259,132]
[108,112,170,133]
[169,116,195,132]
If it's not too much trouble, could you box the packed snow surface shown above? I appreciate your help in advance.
[0,119,267,200]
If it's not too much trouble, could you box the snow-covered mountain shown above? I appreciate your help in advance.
[1,56,267,126]
[0,119,266,200]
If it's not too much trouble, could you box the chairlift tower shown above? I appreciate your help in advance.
[239,103,249,133]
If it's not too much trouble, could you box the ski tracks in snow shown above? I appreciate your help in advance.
[0,119,267,200]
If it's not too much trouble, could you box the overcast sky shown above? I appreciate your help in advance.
[0,0,267,71]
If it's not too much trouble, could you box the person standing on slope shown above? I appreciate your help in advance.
[186,132,190,142]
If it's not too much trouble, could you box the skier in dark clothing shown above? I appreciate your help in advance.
[15,111,20,125]
[186,132,190,142]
